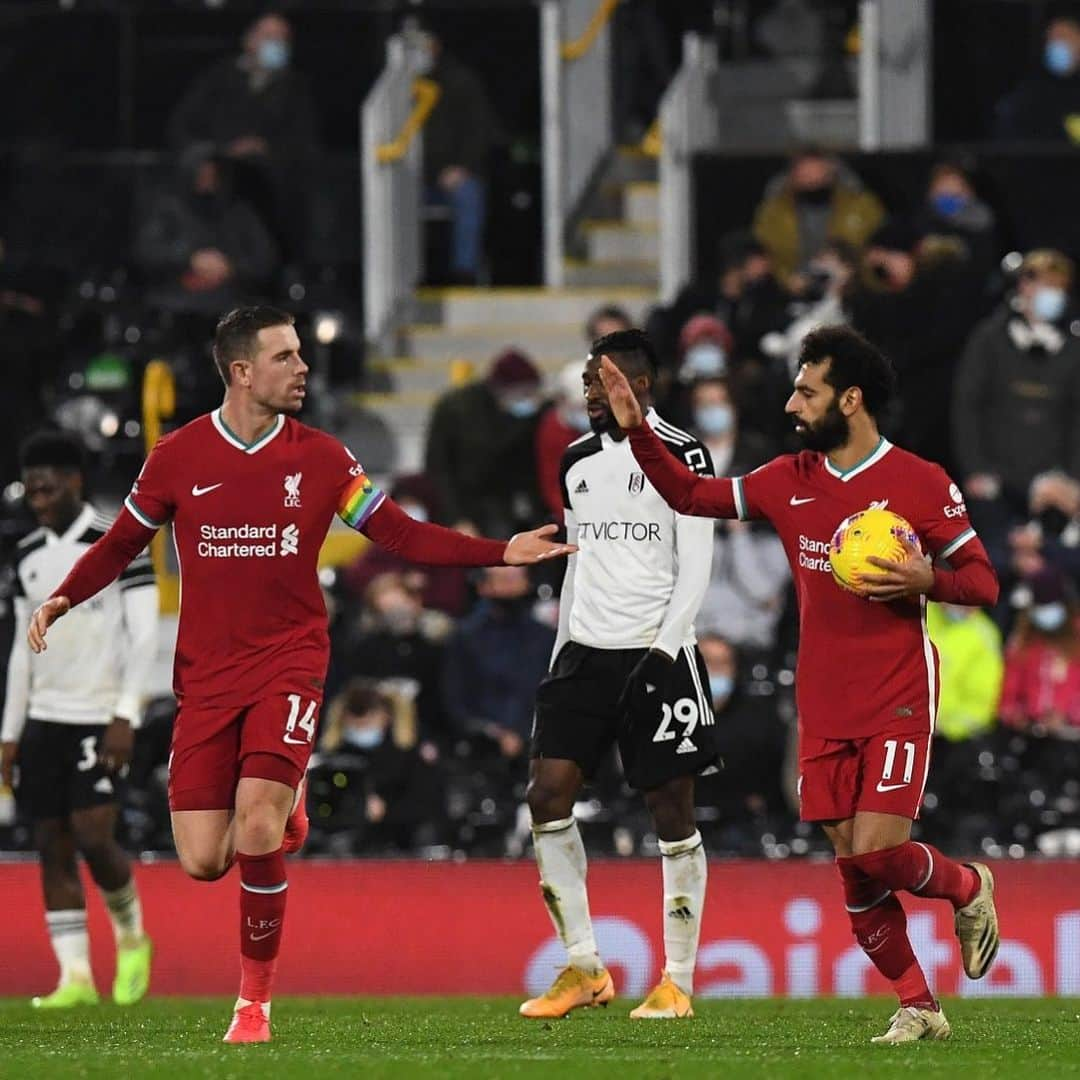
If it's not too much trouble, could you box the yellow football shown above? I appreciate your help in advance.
[828,507,920,595]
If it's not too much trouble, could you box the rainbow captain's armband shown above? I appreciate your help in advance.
[338,470,386,529]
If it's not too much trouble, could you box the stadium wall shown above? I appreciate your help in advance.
[0,860,1076,997]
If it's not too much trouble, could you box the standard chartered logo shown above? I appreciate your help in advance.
[197,523,300,558]
[280,524,299,556]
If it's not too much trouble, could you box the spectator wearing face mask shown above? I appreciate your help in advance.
[536,361,592,522]
[994,9,1080,144]
[693,633,789,823]
[751,147,884,284]
[953,249,1080,570]
[912,159,998,276]
[340,474,470,617]
[442,566,554,789]
[314,679,445,852]
[403,20,498,284]
[168,12,321,261]
[1000,567,1080,733]
[850,221,985,469]
[334,572,452,747]
[135,143,278,317]
[424,348,548,537]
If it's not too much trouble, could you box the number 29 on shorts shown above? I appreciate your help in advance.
[283,694,318,745]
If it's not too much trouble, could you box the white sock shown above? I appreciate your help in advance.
[659,830,707,995]
[102,879,144,950]
[532,817,602,974]
[236,997,271,1017]
[45,909,93,986]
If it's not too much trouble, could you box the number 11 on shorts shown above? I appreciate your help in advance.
[283,694,317,745]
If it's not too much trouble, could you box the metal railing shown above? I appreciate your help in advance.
[140,359,180,614]
[541,0,620,287]
[362,35,428,349]
[658,33,720,304]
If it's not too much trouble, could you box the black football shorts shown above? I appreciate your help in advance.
[532,641,718,791]
[18,719,119,821]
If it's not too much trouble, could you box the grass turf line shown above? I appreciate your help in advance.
[0,996,1078,1079]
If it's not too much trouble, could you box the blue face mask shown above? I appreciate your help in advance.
[504,397,539,419]
[1032,286,1067,323]
[1031,602,1068,633]
[401,503,428,523]
[683,344,727,379]
[343,727,385,750]
[258,39,290,71]
[695,404,735,437]
[709,674,734,701]
[931,192,968,218]
[1045,39,1076,76]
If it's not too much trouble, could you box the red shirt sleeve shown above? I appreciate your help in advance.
[627,421,740,518]
[914,463,999,606]
[361,498,507,566]
[52,509,157,608]
[124,435,177,529]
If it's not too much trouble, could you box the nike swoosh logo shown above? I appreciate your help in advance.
[249,929,279,942]
[789,496,816,506]
[192,483,223,497]
[283,734,309,745]
[876,781,908,793]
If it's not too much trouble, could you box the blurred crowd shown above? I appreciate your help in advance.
[3,6,1080,863]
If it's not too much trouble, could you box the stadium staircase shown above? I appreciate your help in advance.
[360,149,660,474]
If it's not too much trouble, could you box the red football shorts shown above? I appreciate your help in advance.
[797,724,932,823]
[168,691,323,811]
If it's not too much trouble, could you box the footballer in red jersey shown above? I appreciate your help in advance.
[599,325,1000,1045]
[27,306,574,1043]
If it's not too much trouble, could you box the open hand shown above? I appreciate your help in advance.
[860,535,934,602]
[100,718,134,774]
[504,524,577,564]
[598,356,643,429]
[28,596,70,654]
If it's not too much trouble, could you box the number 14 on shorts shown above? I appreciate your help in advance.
[283,694,317,745]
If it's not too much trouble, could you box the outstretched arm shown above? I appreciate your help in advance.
[360,497,575,566]
[598,356,740,519]
[29,509,158,653]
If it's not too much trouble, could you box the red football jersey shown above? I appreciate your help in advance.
[124,409,384,705]
[734,438,976,739]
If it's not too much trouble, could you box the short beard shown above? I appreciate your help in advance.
[796,399,850,453]
[589,407,615,434]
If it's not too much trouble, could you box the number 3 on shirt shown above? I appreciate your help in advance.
[283,694,318,745]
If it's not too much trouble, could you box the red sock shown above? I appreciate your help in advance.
[237,848,287,1003]
[837,857,937,1011]
[850,842,979,909]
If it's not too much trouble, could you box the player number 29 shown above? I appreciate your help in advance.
[284,694,318,744]
[653,698,699,743]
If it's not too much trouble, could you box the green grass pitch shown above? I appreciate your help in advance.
[1,997,1079,1078]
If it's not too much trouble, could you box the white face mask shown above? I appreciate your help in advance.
[400,503,429,523]
[682,343,727,380]
[1031,602,1068,633]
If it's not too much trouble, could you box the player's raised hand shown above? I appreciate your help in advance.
[504,524,577,564]
[598,355,643,430]
[28,596,71,654]
[860,535,934,602]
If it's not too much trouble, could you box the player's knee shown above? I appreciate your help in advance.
[234,802,286,854]
[178,850,231,882]
[526,779,573,824]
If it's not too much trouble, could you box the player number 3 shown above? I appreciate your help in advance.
[283,693,318,745]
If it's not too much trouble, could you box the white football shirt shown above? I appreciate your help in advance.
[554,409,714,656]
[1,504,158,736]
